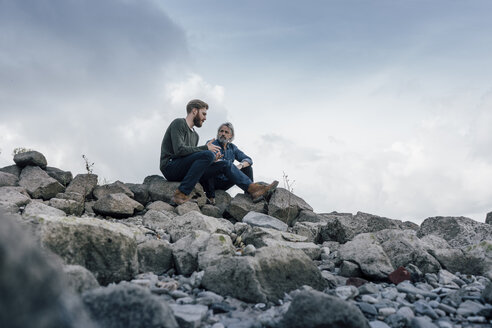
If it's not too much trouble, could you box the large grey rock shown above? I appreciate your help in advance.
[482,282,492,304]
[487,212,492,225]
[174,201,200,216]
[197,233,236,270]
[215,189,232,215]
[201,246,327,303]
[93,180,134,200]
[19,166,65,200]
[82,282,178,328]
[23,201,67,218]
[339,233,394,280]
[49,197,84,216]
[146,200,174,213]
[375,229,441,274]
[0,186,31,212]
[280,289,370,328]
[172,231,211,276]
[292,221,323,242]
[165,210,234,242]
[63,264,100,294]
[0,211,96,328]
[126,183,151,206]
[144,175,206,207]
[200,204,222,218]
[65,174,98,200]
[268,188,313,226]
[142,210,177,231]
[13,150,47,168]
[0,171,18,187]
[93,193,144,218]
[243,211,289,231]
[45,167,73,187]
[0,164,21,177]
[138,239,173,274]
[34,215,140,285]
[417,216,492,247]
[319,211,409,244]
[169,304,208,328]
[225,193,267,221]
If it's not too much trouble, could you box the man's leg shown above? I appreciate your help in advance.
[221,163,278,202]
[241,166,254,182]
[200,160,240,198]
[162,151,215,195]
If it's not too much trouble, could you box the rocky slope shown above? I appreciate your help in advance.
[0,150,491,328]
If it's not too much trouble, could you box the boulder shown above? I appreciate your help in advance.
[338,233,394,280]
[55,191,85,203]
[375,229,441,274]
[201,246,327,303]
[81,282,178,328]
[295,209,325,223]
[23,200,67,218]
[63,264,100,294]
[137,239,173,274]
[174,201,201,216]
[13,150,47,169]
[34,215,140,285]
[172,231,211,276]
[0,211,96,328]
[142,210,176,231]
[169,304,208,328]
[125,183,151,206]
[417,216,492,247]
[225,193,267,221]
[243,211,289,231]
[280,289,370,328]
[93,180,134,200]
[144,175,206,207]
[215,189,232,215]
[268,188,313,226]
[0,164,21,177]
[165,210,234,242]
[0,186,31,212]
[19,166,65,200]
[93,193,144,218]
[319,212,409,243]
[292,221,323,242]
[0,171,18,187]
[146,200,174,213]
[45,167,73,187]
[65,174,98,200]
[198,233,236,270]
[200,204,222,218]
[49,198,84,216]
[487,212,492,225]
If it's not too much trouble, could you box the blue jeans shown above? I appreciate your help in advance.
[199,160,252,198]
[161,151,216,195]
[213,166,254,192]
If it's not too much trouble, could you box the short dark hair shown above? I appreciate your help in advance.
[186,99,209,114]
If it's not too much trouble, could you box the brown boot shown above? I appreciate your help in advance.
[171,189,190,206]
[247,180,279,203]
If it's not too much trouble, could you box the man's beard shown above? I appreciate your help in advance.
[193,116,202,127]
[217,135,230,145]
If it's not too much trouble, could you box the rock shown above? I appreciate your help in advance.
[339,233,394,280]
[429,242,491,276]
[63,264,100,293]
[169,304,208,328]
[137,239,173,274]
[340,260,363,277]
[165,210,234,242]
[292,221,322,242]
[93,193,144,218]
[457,300,485,316]
[202,246,327,303]
[125,183,151,206]
[34,215,140,285]
[279,289,370,328]
[45,167,73,187]
[144,175,206,207]
[243,211,289,231]
[396,281,438,299]
[0,186,31,212]
[13,150,47,168]
[175,201,201,216]
[417,216,492,247]
[267,188,313,226]
[225,193,267,221]
[200,204,222,218]
[388,266,411,285]
[56,191,85,203]
[296,209,324,223]
[409,317,438,328]
[142,209,176,231]
[82,282,178,328]
[172,231,211,276]
[214,190,232,215]
[320,212,409,244]
[482,282,492,303]
[65,174,98,200]
[49,197,84,216]
[19,166,65,200]
[486,212,492,225]
[146,200,174,212]
[376,229,441,274]
[335,285,359,300]
[198,233,236,270]
[0,210,96,328]
[93,180,134,200]
[0,164,21,177]
[0,171,19,187]
[23,200,66,217]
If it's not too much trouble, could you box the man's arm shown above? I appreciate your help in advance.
[233,144,253,167]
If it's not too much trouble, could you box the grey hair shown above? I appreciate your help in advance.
[217,122,235,142]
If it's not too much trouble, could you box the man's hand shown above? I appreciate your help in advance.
[207,139,221,153]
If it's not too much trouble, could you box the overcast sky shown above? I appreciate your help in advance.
[1,0,491,223]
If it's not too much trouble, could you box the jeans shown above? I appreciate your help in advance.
[161,151,216,195]
[199,161,253,198]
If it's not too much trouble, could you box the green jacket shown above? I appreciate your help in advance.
[160,118,208,171]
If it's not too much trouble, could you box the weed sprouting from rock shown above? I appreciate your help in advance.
[82,154,95,175]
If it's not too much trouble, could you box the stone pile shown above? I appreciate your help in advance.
[0,150,491,328]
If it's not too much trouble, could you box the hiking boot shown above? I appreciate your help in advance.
[247,180,279,203]
[206,197,216,206]
[171,189,191,206]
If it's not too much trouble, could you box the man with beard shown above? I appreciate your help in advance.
[199,122,255,204]
[160,99,278,205]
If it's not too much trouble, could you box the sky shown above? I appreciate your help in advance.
[1,0,491,224]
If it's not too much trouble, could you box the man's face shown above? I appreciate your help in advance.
[192,108,207,127]
[217,125,232,144]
